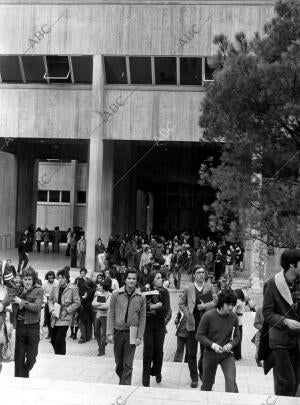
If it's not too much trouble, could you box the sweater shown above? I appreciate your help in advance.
[196,308,240,351]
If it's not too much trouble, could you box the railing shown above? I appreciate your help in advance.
[0,234,12,250]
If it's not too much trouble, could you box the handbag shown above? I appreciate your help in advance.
[1,321,14,362]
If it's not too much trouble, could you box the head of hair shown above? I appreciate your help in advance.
[148,270,162,288]
[102,278,112,291]
[192,264,206,276]
[280,249,300,272]
[22,266,38,284]
[45,270,56,280]
[234,288,245,302]
[125,268,137,280]
[80,268,88,274]
[216,291,237,309]
[57,268,70,282]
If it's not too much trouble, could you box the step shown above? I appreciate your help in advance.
[0,376,296,405]
[1,354,273,395]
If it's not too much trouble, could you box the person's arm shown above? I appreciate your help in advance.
[64,287,81,314]
[254,308,263,331]
[17,288,44,313]
[263,283,286,329]
[205,285,218,311]
[107,291,117,337]
[137,295,146,340]
[98,294,111,310]
[179,288,190,318]
[195,313,213,347]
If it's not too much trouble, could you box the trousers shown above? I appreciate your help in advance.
[114,330,136,385]
[15,321,40,378]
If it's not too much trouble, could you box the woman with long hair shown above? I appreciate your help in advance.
[142,270,171,387]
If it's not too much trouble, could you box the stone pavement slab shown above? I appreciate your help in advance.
[0,376,297,405]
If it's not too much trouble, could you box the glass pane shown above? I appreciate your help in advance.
[180,58,202,85]
[46,56,71,83]
[38,190,48,202]
[129,57,152,84]
[71,56,93,84]
[61,190,70,203]
[77,191,86,204]
[0,56,23,83]
[22,55,46,83]
[104,56,127,84]
[49,190,60,202]
[154,57,176,85]
[205,57,215,81]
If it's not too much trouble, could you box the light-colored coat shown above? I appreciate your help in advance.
[48,283,81,326]
[179,282,217,331]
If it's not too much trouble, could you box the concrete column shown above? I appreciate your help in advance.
[86,55,110,274]
[100,141,114,245]
[70,160,78,228]
[16,154,38,243]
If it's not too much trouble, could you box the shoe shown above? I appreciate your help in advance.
[256,360,262,367]
[190,380,198,388]
[97,352,105,356]
[78,338,86,344]
[156,374,162,384]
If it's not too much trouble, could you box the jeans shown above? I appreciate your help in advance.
[174,271,182,290]
[95,316,107,354]
[79,317,92,342]
[273,348,300,396]
[79,252,86,269]
[114,330,136,385]
[201,351,238,393]
[142,319,166,386]
[187,330,203,381]
[174,336,188,362]
[36,241,41,252]
[15,321,40,378]
[51,326,69,355]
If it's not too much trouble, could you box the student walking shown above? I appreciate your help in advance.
[196,291,240,392]
[77,233,87,269]
[92,279,111,356]
[107,269,146,385]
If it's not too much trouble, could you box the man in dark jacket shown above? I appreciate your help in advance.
[263,249,300,396]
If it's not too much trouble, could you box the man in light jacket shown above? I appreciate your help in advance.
[107,268,146,385]
[48,267,80,355]
[263,249,300,396]
[179,265,217,388]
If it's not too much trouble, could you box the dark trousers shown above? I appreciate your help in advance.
[70,249,77,268]
[233,325,243,360]
[95,316,107,354]
[51,325,69,355]
[187,330,203,381]
[79,316,92,342]
[201,351,238,393]
[142,320,166,386]
[174,336,188,362]
[174,271,182,290]
[15,321,40,378]
[65,243,71,256]
[273,348,300,396]
[114,330,136,385]
[43,304,52,337]
[36,241,41,252]
[17,255,28,273]
[214,262,222,281]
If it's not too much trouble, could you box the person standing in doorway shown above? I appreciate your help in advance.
[35,228,42,253]
[54,227,62,253]
[70,233,78,268]
[196,291,240,393]
[17,235,29,274]
[65,228,72,257]
[43,229,50,254]
[263,249,300,397]
[107,269,146,385]
[77,232,87,269]
[49,267,81,355]
[179,265,217,388]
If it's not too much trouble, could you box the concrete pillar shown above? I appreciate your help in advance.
[86,56,114,274]
[15,155,38,243]
[70,160,78,228]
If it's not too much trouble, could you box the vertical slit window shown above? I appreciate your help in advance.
[104,56,127,84]
[0,56,23,83]
[180,57,202,85]
[129,57,152,84]
[154,57,177,85]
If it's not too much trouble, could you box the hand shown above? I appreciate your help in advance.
[222,343,232,352]
[212,343,223,353]
[284,318,300,330]
[107,334,114,344]
[135,338,141,346]
[13,297,22,305]
[60,308,68,318]
[197,303,207,311]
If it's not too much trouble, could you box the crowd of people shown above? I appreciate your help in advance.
[1,229,300,398]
